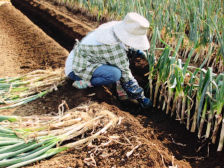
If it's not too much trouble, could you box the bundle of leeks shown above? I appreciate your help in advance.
[0,103,118,167]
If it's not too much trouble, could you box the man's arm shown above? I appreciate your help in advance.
[106,50,152,108]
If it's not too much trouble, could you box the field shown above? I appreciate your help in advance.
[0,0,223,167]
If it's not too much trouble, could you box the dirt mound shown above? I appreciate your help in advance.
[22,102,190,168]
[0,3,68,77]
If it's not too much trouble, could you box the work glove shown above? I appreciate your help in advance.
[136,50,147,59]
[72,80,93,89]
[122,79,144,99]
[122,79,152,109]
[127,49,146,60]
[138,97,152,109]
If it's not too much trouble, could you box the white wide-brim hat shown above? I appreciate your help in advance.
[94,12,150,50]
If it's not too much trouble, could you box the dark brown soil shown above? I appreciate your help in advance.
[23,101,190,168]
[0,1,223,168]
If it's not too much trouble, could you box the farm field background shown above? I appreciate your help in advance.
[54,0,224,152]
[0,0,223,167]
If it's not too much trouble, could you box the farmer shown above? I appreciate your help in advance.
[65,12,152,109]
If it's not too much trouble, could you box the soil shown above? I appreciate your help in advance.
[0,2,68,77]
[0,1,224,168]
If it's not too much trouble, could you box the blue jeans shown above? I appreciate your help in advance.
[68,65,121,86]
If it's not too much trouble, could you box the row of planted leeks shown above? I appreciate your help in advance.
[57,0,224,73]
[147,28,224,151]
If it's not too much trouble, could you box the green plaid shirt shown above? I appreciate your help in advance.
[72,43,134,83]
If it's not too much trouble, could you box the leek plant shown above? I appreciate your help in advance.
[165,71,176,115]
[181,48,195,124]
[198,97,209,138]
[153,47,171,108]
[171,59,186,121]
[190,68,213,132]
[218,119,224,151]
[198,69,214,138]
[185,74,195,130]
[147,27,158,100]
[157,48,171,110]
[211,73,224,144]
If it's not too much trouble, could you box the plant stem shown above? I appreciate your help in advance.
[217,119,224,151]
[205,111,214,138]
[198,98,208,138]
[190,96,199,132]
[166,87,173,115]
[153,78,161,108]
[186,98,192,130]
[181,95,186,124]
[212,114,222,144]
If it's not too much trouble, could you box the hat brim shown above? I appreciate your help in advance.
[113,22,150,50]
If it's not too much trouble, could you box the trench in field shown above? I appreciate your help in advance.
[11,0,83,51]
[10,0,224,167]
